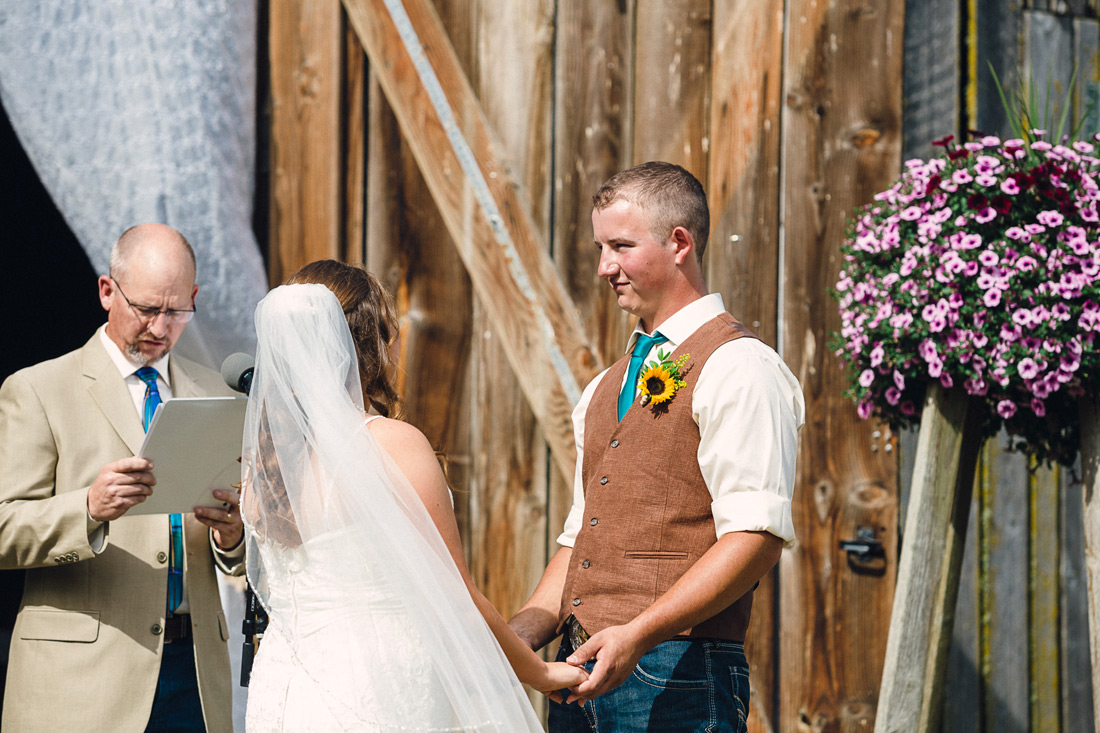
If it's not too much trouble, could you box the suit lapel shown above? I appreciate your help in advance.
[169,357,201,398]
[82,334,146,456]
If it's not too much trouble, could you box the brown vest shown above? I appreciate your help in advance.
[558,313,757,641]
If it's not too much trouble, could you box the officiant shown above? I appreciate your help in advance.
[0,224,244,732]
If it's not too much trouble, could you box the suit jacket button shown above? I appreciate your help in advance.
[151,624,163,635]
[599,476,608,485]
[156,551,168,564]
[610,440,619,448]
[581,560,590,569]
[572,598,581,607]
[589,518,598,526]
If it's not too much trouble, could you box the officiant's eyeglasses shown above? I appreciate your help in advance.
[111,278,197,324]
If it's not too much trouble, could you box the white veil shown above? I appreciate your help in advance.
[242,284,540,731]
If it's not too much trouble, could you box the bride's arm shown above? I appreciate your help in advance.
[367,418,587,694]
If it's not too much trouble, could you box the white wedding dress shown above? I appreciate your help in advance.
[241,284,541,732]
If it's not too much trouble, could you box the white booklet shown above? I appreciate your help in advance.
[130,396,249,515]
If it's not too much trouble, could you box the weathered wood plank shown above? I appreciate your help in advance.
[1074,19,1100,144]
[875,387,980,733]
[268,0,342,281]
[632,0,710,176]
[706,6,784,729]
[1063,456,1098,733]
[459,12,557,717]
[342,0,603,482]
[903,0,962,159]
[1031,460,1062,732]
[974,0,1021,138]
[1081,399,1100,731]
[780,1,904,730]
[1025,10,1075,135]
[549,0,633,540]
[707,0,783,350]
[941,486,981,733]
[981,437,1030,733]
[343,17,367,266]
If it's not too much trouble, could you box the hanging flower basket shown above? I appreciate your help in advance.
[832,130,1100,466]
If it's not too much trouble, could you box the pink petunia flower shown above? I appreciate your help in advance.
[997,400,1017,418]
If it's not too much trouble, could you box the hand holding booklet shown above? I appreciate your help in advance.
[130,396,249,516]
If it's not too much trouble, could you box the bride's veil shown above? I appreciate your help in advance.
[242,283,540,731]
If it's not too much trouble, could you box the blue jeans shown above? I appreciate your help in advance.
[548,633,750,732]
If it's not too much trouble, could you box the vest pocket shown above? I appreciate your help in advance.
[19,608,101,643]
[624,550,688,560]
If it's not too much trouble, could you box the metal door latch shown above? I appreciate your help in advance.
[838,527,885,564]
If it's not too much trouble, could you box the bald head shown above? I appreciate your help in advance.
[110,224,197,283]
[100,224,199,365]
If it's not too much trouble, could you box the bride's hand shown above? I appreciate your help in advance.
[533,661,589,700]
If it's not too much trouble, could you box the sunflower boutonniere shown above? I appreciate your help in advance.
[638,349,691,409]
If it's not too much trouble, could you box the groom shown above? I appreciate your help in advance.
[509,162,804,731]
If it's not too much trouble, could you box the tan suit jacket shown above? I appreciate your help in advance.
[0,331,242,732]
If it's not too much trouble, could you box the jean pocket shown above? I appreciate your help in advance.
[631,641,708,690]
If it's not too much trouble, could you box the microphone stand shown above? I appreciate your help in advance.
[221,355,268,687]
[240,582,268,686]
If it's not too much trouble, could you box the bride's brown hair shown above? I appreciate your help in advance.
[286,260,403,419]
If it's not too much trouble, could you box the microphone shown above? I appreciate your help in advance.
[221,352,255,395]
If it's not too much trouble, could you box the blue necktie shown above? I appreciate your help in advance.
[617,332,668,421]
[136,367,183,615]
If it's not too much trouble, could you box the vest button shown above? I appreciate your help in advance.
[610,439,619,448]
[599,476,608,485]
[151,623,163,636]
[572,598,581,607]
[581,560,590,568]
[589,518,598,526]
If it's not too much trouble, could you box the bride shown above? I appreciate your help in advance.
[241,261,586,731]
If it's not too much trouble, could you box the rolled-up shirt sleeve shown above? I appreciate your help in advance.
[696,339,804,547]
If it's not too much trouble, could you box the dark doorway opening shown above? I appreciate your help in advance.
[0,98,104,719]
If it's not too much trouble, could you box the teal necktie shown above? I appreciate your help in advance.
[617,332,668,421]
[136,367,183,615]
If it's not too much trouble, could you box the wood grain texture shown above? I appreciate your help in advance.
[268,0,342,281]
[632,0,711,176]
[343,18,367,266]
[460,0,557,651]
[941,490,981,733]
[343,0,603,482]
[707,0,783,350]
[1082,399,1100,732]
[874,387,978,733]
[902,0,962,159]
[1063,455,1098,732]
[780,1,904,730]
[549,0,634,540]
[1031,461,1062,733]
[980,438,1030,733]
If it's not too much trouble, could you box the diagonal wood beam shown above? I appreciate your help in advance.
[342,0,603,480]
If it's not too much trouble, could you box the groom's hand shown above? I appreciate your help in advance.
[564,624,645,703]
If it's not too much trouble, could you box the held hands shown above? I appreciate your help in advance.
[561,624,645,704]
[194,487,243,550]
[534,661,590,704]
[87,457,156,522]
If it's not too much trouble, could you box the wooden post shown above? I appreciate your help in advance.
[1079,398,1100,731]
[875,385,981,732]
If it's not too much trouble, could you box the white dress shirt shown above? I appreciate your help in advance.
[558,294,804,548]
[97,326,192,612]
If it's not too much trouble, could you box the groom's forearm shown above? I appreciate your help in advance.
[508,546,572,651]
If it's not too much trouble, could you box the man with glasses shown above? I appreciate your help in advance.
[0,224,244,732]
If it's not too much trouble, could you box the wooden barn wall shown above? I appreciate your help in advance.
[265,0,1096,730]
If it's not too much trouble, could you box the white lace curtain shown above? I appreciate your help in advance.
[0,0,267,365]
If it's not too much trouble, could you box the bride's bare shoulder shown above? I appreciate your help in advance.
[365,417,440,477]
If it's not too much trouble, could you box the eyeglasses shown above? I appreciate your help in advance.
[111,278,196,324]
